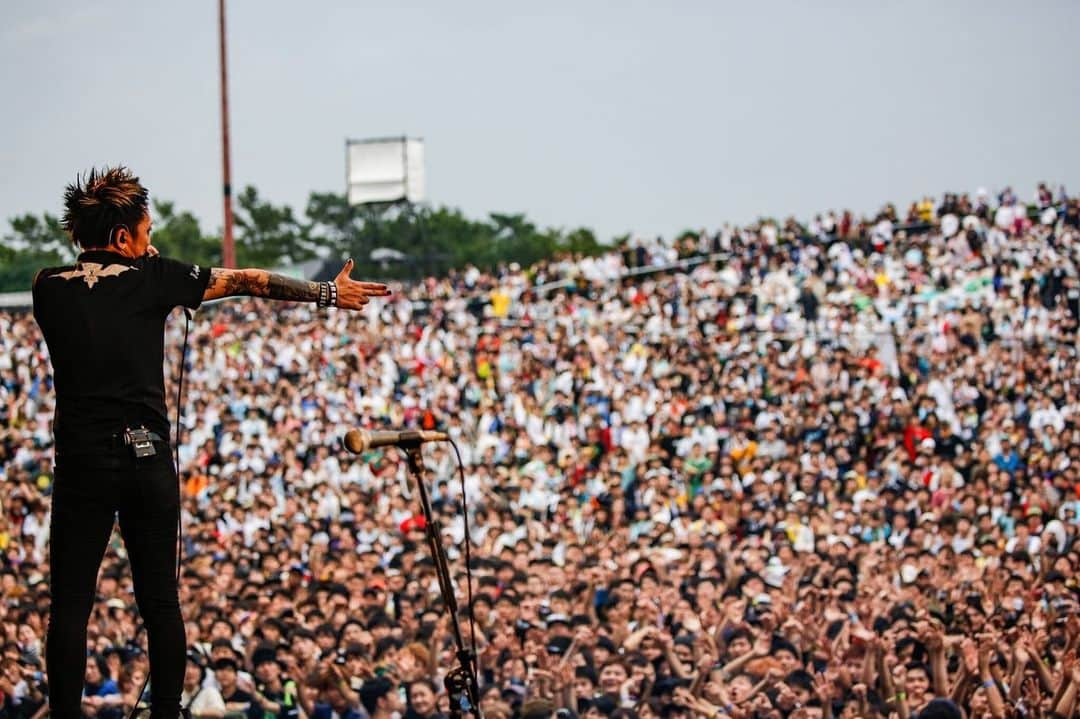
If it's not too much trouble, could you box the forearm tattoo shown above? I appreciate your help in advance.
[209,268,320,302]
[266,273,320,302]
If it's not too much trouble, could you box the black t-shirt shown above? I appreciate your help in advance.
[258,679,300,719]
[31,250,211,454]
[222,687,259,719]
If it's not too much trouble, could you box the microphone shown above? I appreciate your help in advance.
[342,428,448,454]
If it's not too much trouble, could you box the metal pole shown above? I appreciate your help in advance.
[218,0,236,268]
[402,447,481,716]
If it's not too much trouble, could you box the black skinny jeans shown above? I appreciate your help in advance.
[46,447,185,719]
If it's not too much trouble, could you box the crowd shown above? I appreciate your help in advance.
[1,183,1080,719]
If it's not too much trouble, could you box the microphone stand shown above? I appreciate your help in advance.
[402,445,481,719]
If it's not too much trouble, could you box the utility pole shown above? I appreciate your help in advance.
[218,0,236,268]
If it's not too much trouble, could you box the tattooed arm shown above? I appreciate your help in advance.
[203,259,390,309]
[204,268,320,302]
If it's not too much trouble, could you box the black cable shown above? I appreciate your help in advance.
[448,440,479,684]
[126,308,192,719]
[174,310,191,579]
[174,310,192,713]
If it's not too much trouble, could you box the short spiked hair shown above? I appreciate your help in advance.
[61,166,149,249]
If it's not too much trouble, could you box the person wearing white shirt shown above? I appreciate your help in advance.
[182,658,226,719]
[1004,526,1041,556]
[619,421,651,464]
[1029,398,1065,434]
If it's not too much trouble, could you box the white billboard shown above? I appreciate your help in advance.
[346,137,425,205]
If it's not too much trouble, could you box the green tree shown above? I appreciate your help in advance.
[306,195,455,278]
[305,191,361,257]
[0,213,74,292]
[562,227,604,255]
[233,186,314,267]
[422,205,492,270]
[300,195,610,278]
[1,188,613,292]
[5,213,73,256]
[348,202,412,270]
[150,200,221,267]
[487,212,565,269]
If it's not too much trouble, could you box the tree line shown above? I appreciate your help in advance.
[0,187,609,292]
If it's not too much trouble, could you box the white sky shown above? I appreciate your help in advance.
[2,0,1078,243]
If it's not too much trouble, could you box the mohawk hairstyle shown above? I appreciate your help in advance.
[61,166,149,249]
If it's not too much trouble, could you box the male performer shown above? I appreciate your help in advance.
[31,166,390,719]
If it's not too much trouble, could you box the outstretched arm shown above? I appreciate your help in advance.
[204,259,390,309]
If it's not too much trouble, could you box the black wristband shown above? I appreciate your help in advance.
[327,280,338,308]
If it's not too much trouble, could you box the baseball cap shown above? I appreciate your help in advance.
[595,636,618,654]
[546,636,573,657]
[213,657,239,672]
[251,643,279,668]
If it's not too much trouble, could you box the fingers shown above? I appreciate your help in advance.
[335,259,391,296]
[329,259,394,311]
[335,293,370,311]
[358,282,392,295]
[336,258,355,280]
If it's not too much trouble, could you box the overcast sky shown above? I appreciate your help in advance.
[2,1,1078,244]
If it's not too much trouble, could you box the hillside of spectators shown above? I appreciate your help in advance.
[1,184,1079,718]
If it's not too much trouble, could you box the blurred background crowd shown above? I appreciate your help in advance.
[1,184,1079,718]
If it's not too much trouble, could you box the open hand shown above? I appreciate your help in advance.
[813,673,835,703]
[1014,642,1030,666]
